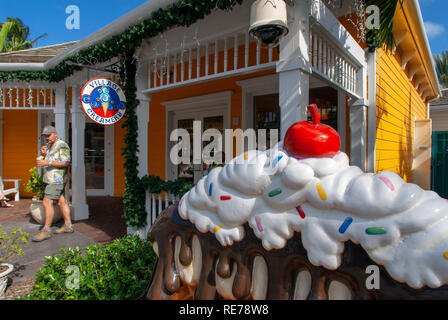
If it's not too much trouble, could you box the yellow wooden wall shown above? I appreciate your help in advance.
[375,48,428,182]
[2,110,39,197]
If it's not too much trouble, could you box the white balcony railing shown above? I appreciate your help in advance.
[310,26,361,98]
[143,28,278,94]
[0,84,56,109]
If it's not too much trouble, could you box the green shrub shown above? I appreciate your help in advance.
[0,224,29,262]
[24,167,45,200]
[21,235,157,300]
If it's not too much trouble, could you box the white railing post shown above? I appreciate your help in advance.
[196,47,200,78]
[224,38,228,72]
[205,43,209,76]
[244,33,249,68]
[152,193,156,224]
[173,53,177,84]
[188,48,192,80]
[234,35,238,69]
[214,39,218,74]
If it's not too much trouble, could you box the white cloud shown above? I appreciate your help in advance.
[424,21,446,38]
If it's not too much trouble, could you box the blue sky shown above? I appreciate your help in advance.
[0,0,148,48]
[419,0,448,56]
[1,0,447,56]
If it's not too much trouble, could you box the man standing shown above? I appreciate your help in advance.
[32,126,73,242]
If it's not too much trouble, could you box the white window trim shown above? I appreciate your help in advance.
[236,74,279,131]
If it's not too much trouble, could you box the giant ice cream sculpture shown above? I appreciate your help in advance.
[146,105,448,300]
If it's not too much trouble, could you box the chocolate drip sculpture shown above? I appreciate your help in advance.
[146,205,448,300]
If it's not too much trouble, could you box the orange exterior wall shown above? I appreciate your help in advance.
[375,48,428,182]
[2,110,39,197]
[114,120,126,196]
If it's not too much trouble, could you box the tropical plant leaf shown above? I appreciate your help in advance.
[434,51,448,88]
[365,0,400,52]
[0,21,14,52]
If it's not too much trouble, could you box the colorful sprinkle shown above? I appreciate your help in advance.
[255,216,263,232]
[214,226,223,232]
[379,176,395,191]
[268,189,282,197]
[365,227,388,235]
[220,195,231,201]
[244,152,248,160]
[339,217,353,234]
[444,252,448,260]
[272,155,283,166]
[296,206,306,219]
[316,183,327,200]
[209,183,213,196]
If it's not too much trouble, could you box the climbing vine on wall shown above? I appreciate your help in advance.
[0,0,245,228]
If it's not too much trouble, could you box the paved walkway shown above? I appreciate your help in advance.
[0,196,127,298]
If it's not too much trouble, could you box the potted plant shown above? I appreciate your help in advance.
[25,167,62,225]
[0,224,29,297]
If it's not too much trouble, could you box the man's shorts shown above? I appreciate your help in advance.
[44,184,66,200]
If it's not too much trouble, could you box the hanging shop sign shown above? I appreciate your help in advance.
[80,77,126,125]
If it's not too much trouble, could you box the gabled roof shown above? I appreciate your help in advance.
[431,88,448,107]
[0,41,78,63]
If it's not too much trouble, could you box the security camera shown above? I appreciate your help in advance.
[249,0,289,45]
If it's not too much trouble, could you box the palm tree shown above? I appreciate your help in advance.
[0,17,47,53]
[434,52,448,88]
[365,0,400,52]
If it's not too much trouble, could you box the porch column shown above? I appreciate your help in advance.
[0,110,3,176]
[350,53,369,172]
[277,0,311,140]
[366,51,377,173]
[349,100,367,171]
[54,86,67,142]
[70,85,89,221]
[136,95,151,232]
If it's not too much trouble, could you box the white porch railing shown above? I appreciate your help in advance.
[309,0,367,100]
[147,192,180,226]
[0,84,56,109]
[143,28,278,94]
[310,26,362,99]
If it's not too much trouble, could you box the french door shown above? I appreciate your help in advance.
[171,108,226,184]
[84,121,114,196]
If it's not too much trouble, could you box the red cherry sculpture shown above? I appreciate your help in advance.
[284,104,341,159]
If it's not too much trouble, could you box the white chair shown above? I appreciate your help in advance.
[0,176,21,201]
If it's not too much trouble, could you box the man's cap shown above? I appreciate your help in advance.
[41,125,57,135]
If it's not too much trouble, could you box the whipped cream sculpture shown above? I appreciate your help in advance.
[178,104,448,290]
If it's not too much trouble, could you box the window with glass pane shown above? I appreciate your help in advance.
[253,94,280,150]
[177,119,194,184]
[203,116,224,165]
[85,123,105,189]
[309,87,338,131]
